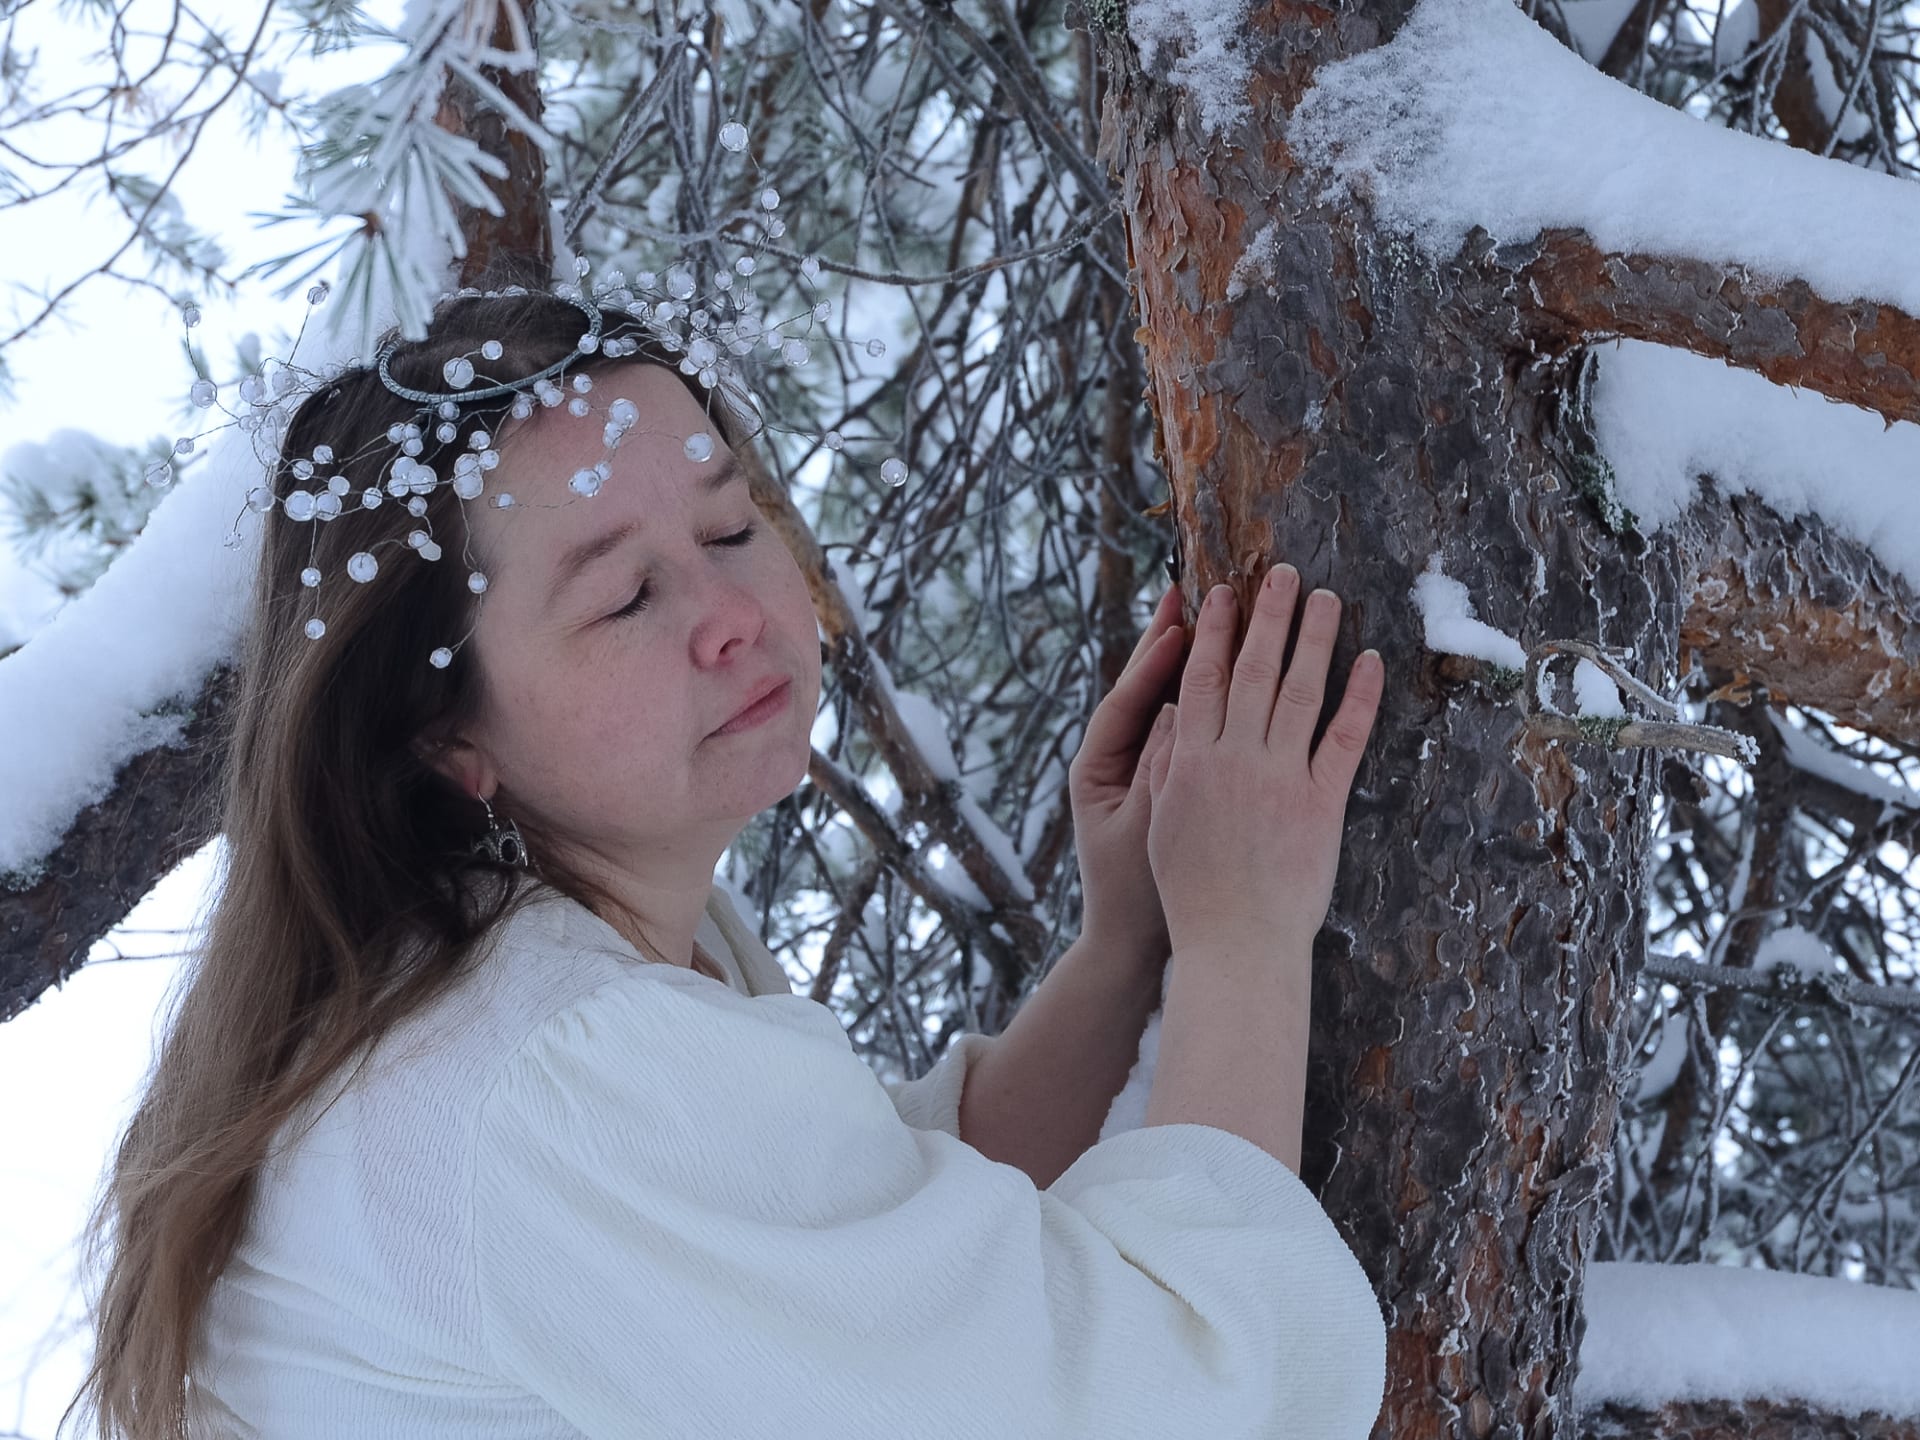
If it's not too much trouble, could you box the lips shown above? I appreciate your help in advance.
[714,676,789,734]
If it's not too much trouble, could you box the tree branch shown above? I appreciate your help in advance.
[1517,228,1920,428]
[1681,492,1920,748]
[1580,1396,1920,1439]
[0,668,232,1024]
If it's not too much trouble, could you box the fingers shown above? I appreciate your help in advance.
[1117,583,1182,686]
[1221,564,1299,744]
[1081,622,1184,780]
[1147,703,1177,801]
[1269,587,1341,759]
[1175,582,1238,746]
[1311,650,1385,793]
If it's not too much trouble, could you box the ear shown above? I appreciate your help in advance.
[412,729,498,803]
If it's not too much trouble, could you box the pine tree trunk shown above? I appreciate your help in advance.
[1095,8,1678,1435]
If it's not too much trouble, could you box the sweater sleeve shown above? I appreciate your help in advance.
[470,973,1386,1440]
[877,1030,997,1138]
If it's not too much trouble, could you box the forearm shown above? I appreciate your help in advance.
[957,933,1166,1191]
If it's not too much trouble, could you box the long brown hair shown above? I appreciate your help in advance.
[66,289,757,1439]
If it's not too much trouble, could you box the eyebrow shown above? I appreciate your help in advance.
[542,453,744,612]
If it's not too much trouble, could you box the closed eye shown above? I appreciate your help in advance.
[608,525,759,620]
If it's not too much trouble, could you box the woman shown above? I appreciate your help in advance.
[70,290,1389,1438]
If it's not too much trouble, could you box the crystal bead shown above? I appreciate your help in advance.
[182,302,202,327]
[511,397,534,420]
[173,436,194,456]
[823,430,844,451]
[697,367,717,388]
[407,529,428,549]
[285,490,317,521]
[574,255,591,277]
[429,646,453,668]
[305,617,326,640]
[436,422,458,442]
[453,472,483,500]
[408,496,429,515]
[191,379,217,407]
[481,339,504,360]
[292,459,315,479]
[880,457,908,487]
[468,429,490,449]
[494,493,514,507]
[402,437,424,456]
[812,301,831,322]
[683,432,714,463]
[770,218,785,238]
[468,571,489,594]
[867,338,886,358]
[782,339,810,367]
[300,566,322,587]
[479,449,500,470]
[361,488,383,509]
[569,468,602,496]
[572,374,592,393]
[239,376,266,405]
[734,255,755,277]
[759,187,779,210]
[719,121,748,152]
[568,397,590,417]
[327,474,350,495]
[608,398,638,429]
[801,255,821,282]
[578,333,600,353]
[307,281,331,304]
[313,444,334,464]
[665,265,696,300]
[347,552,378,583]
[247,485,275,510]
[145,461,173,487]
[315,491,342,518]
[419,541,442,561]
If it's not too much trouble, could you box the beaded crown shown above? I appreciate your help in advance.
[149,124,904,672]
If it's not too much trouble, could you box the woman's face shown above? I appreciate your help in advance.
[429,362,820,873]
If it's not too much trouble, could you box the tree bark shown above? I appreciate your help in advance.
[1582,1397,1920,1440]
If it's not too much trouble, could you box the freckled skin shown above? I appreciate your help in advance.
[423,362,821,964]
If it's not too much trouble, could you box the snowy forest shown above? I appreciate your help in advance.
[1,0,1918,1433]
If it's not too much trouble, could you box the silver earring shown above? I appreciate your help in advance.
[473,793,529,867]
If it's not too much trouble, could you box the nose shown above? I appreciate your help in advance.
[689,565,768,668]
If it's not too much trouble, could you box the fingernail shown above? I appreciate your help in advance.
[1206,583,1230,612]
[1154,704,1175,731]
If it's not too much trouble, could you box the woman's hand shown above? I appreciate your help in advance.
[1145,568,1384,959]
[1066,582,1189,969]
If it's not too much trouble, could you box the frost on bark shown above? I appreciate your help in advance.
[1090,1,1916,1437]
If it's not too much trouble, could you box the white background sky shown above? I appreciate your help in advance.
[0,2,398,1431]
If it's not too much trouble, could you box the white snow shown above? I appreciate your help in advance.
[1409,556,1527,669]
[0,428,260,877]
[1769,710,1918,811]
[1226,221,1281,301]
[1290,0,1920,319]
[1578,1261,1920,1416]
[1753,925,1839,978]
[866,652,959,783]
[1592,339,1920,594]
[1572,658,1626,717]
[1127,0,1255,136]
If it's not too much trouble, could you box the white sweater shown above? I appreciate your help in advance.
[188,881,1387,1439]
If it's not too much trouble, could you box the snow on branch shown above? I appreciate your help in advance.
[1578,1260,1920,1421]
[0,435,256,882]
[1291,0,1920,319]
